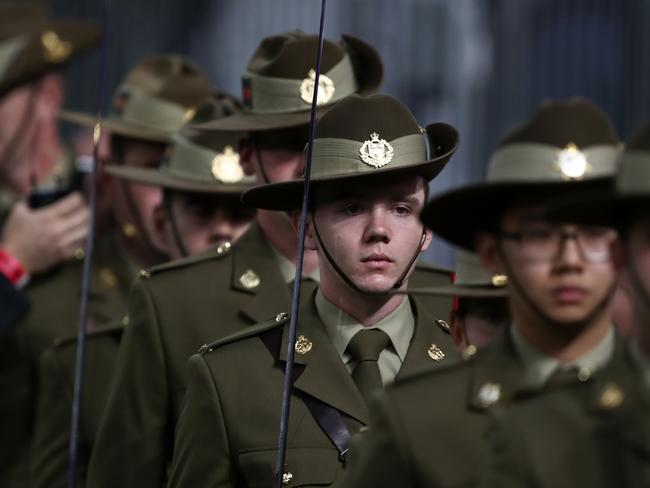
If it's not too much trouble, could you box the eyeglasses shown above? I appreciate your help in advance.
[499,224,617,263]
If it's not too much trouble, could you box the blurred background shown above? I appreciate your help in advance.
[43,0,650,266]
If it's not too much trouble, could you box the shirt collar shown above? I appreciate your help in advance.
[315,288,414,363]
[511,324,615,387]
[268,240,320,284]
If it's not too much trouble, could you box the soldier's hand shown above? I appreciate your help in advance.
[0,192,89,275]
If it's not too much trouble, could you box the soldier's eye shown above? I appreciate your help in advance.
[344,203,362,215]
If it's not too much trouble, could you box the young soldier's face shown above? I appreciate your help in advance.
[154,192,255,260]
[478,204,619,326]
[108,140,165,252]
[306,174,432,294]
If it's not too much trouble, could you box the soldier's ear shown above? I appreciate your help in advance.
[152,203,169,252]
[475,232,503,275]
[238,140,255,176]
[420,228,433,253]
[298,212,319,251]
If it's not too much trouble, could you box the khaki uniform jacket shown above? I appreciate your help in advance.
[0,230,134,488]
[168,293,459,488]
[30,324,124,488]
[480,341,650,488]
[87,223,454,488]
[340,328,629,488]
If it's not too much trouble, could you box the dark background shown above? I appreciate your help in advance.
[42,0,650,266]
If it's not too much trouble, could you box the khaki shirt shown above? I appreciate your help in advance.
[511,324,615,387]
[316,289,414,385]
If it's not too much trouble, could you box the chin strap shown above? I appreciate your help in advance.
[67,2,111,488]
[163,192,189,258]
[310,208,426,294]
[274,1,327,486]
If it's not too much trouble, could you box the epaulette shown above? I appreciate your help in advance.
[414,260,454,277]
[197,312,290,354]
[51,321,125,349]
[139,242,233,279]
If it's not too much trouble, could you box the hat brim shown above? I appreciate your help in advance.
[0,20,101,97]
[393,284,509,298]
[104,165,254,195]
[241,122,459,210]
[192,34,383,133]
[421,177,613,251]
[546,185,648,229]
[58,110,171,143]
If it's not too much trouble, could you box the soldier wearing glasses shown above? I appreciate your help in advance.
[340,99,627,488]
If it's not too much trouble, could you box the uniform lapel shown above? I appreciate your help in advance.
[278,293,369,425]
[232,223,293,324]
[467,328,529,410]
[397,296,459,380]
[589,338,650,456]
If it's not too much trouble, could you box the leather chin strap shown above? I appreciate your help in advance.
[310,208,426,295]
[119,178,167,262]
[163,192,189,258]
[496,240,616,330]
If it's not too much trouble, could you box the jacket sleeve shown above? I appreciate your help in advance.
[167,353,235,488]
[87,281,170,488]
[0,273,29,335]
[30,347,74,488]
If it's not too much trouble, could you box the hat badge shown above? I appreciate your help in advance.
[491,274,508,287]
[557,143,589,180]
[359,132,394,168]
[41,31,72,63]
[300,69,335,105]
[211,146,244,183]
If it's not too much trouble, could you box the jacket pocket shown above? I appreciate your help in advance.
[239,447,341,487]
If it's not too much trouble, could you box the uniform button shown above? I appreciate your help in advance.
[282,471,293,485]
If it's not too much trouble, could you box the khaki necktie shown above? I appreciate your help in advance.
[347,329,391,405]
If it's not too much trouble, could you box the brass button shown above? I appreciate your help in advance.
[577,367,591,382]
[275,312,288,323]
[282,471,293,485]
[462,344,478,360]
[138,269,151,280]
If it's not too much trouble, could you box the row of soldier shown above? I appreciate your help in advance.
[0,4,647,488]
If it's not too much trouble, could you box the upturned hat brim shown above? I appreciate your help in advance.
[545,184,647,229]
[241,123,458,210]
[421,177,612,251]
[193,34,383,133]
[58,110,171,143]
[104,165,253,195]
[0,19,101,97]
